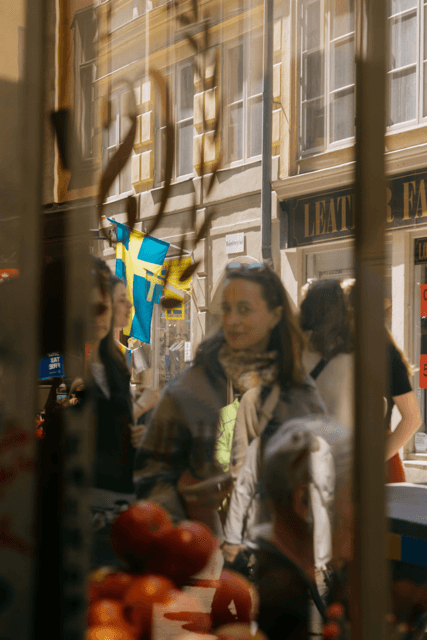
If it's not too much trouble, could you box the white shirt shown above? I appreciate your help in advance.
[302,350,354,433]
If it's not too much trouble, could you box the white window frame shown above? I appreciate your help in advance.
[74,8,97,160]
[298,0,355,158]
[154,59,195,186]
[386,0,427,130]
[223,30,264,167]
[102,89,133,199]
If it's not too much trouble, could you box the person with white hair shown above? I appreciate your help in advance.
[254,415,353,640]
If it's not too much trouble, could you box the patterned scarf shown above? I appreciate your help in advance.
[218,344,279,395]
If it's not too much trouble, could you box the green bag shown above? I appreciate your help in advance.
[216,397,240,472]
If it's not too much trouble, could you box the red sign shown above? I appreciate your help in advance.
[421,285,427,316]
[420,355,427,389]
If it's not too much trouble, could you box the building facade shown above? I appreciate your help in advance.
[274,0,427,478]
[62,0,427,475]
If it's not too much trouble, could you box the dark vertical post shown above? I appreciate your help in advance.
[261,0,273,264]
[352,0,388,638]
[18,0,47,638]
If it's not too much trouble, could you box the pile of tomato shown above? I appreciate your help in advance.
[86,501,264,640]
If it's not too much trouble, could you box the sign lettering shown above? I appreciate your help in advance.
[282,169,427,247]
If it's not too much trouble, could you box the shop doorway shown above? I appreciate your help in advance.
[413,260,427,433]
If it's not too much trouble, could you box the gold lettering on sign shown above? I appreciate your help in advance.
[304,203,315,237]
[351,194,356,229]
[419,242,427,262]
[403,181,416,220]
[386,187,393,223]
[415,180,427,218]
[338,196,348,231]
[315,200,326,236]
[326,199,337,234]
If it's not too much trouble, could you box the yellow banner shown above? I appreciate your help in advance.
[165,257,192,293]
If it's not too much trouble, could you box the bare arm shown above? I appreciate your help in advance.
[385,391,422,461]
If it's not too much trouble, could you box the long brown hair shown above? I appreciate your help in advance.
[89,260,129,377]
[196,264,307,388]
[342,278,413,377]
[300,279,354,359]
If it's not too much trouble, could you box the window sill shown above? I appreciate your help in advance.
[405,453,427,461]
[296,145,355,175]
[104,189,134,204]
[385,122,427,151]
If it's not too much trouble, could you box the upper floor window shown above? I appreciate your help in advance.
[387,0,427,127]
[74,8,97,159]
[223,32,263,164]
[102,89,133,197]
[155,60,195,185]
[299,0,355,155]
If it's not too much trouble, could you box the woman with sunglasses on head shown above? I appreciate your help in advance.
[218,264,326,572]
[134,262,325,538]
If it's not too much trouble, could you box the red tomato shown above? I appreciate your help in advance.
[211,571,257,629]
[88,568,134,603]
[88,599,134,633]
[148,521,216,583]
[86,625,135,640]
[122,574,175,634]
[326,602,345,620]
[323,621,342,639]
[110,502,172,567]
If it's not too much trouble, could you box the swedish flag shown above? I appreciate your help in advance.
[108,219,169,344]
[145,267,167,304]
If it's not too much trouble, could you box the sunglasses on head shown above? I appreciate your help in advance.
[226,261,265,273]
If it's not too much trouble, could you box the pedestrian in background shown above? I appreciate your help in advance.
[81,261,136,568]
[109,272,160,448]
[343,279,422,482]
[299,278,355,433]
[135,262,324,536]
[297,278,355,599]
[210,263,325,567]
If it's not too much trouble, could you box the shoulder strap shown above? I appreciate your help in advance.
[310,357,330,380]
[257,383,281,435]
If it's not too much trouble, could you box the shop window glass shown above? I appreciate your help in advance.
[158,299,192,388]
[413,254,427,442]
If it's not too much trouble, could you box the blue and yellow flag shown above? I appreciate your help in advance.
[108,219,169,344]
[145,267,167,304]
